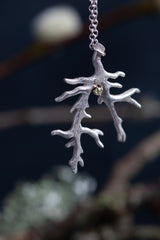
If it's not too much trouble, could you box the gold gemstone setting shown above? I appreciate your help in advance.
[93,84,103,96]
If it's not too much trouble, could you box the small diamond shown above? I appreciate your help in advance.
[93,85,103,96]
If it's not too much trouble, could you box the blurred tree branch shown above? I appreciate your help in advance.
[0,0,159,80]
[105,130,160,194]
[133,226,160,240]
[3,129,160,240]
[0,95,159,130]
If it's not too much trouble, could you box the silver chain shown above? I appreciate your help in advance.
[89,0,99,50]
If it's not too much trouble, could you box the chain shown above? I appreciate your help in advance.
[89,0,99,50]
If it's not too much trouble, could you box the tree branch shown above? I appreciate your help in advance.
[105,131,160,193]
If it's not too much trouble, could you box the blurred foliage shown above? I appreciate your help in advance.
[0,166,96,236]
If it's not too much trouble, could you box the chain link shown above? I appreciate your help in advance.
[89,0,99,50]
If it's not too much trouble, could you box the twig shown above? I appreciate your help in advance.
[105,131,160,193]
[0,96,159,130]
[133,225,160,240]
[129,182,160,206]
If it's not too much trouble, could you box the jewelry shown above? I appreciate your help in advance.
[51,0,141,174]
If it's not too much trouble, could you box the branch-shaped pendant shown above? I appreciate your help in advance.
[52,43,141,173]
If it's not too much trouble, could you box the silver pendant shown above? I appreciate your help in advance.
[51,43,141,173]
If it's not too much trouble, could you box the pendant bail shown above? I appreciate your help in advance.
[93,42,106,56]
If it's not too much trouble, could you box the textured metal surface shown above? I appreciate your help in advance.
[89,0,99,50]
[52,43,141,174]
